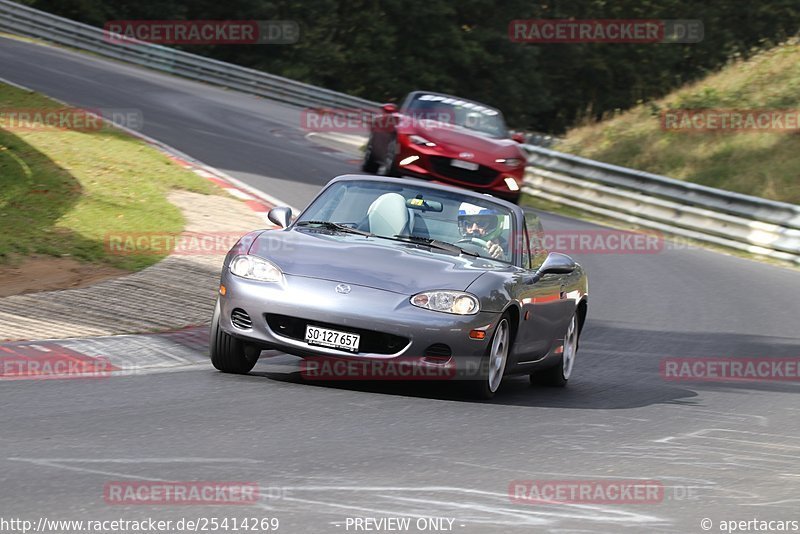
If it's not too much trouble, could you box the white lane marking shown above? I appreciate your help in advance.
[5,457,667,527]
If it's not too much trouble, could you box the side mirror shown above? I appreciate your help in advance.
[526,252,576,284]
[267,206,292,228]
[511,132,526,143]
[538,252,576,275]
[381,103,398,114]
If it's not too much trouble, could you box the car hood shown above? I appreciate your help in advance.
[247,229,505,294]
[407,122,521,157]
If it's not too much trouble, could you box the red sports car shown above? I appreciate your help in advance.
[362,91,526,203]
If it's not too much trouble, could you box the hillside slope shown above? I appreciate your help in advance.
[557,39,800,204]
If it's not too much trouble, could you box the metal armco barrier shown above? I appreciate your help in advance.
[1,0,798,264]
[522,146,800,264]
[0,0,378,112]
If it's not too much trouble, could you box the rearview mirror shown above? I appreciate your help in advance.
[511,132,526,143]
[267,206,292,228]
[381,103,398,114]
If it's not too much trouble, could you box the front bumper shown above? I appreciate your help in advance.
[218,271,500,372]
[394,141,522,200]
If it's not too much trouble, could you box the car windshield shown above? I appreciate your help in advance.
[296,180,515,263]
[404,93,509,138]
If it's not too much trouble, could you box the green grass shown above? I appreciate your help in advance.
[557,39,800,205]
[0,83,218,270]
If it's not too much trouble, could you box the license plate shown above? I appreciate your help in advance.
[305,325,360,352]
[451,159,479,171]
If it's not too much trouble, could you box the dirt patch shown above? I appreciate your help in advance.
[0,256,127,297]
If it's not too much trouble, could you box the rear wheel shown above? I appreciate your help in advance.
[361,138,379,173]
[210,299,259,374]
[467,316,511,400]
[531,312,578,387]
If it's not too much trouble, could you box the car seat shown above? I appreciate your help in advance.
[366,193,410,237]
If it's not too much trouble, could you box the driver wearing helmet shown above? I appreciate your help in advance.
[457,204,508,260]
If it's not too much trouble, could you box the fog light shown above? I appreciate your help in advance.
[469,329,487,340]
[399,155,420,166]
[504,177,520,191]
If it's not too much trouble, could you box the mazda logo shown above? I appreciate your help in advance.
[335,284,351,294]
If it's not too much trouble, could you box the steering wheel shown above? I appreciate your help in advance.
[455,237,490,250]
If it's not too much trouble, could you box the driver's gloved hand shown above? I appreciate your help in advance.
[487,241,504,259]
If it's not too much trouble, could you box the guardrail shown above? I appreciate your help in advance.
[0,0,379,112]
[522,146,800,264]
[1,0,798,264]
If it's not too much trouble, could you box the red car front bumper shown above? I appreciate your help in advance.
[393,138,523,202]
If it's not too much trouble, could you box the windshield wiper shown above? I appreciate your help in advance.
[295,220,373,237]
[391,234,479,257]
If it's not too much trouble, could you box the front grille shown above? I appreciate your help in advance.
[265,313,409,355]
[231,308,253,329]
[428,156,499,186]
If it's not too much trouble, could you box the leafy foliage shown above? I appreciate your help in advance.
[22,0,800,133]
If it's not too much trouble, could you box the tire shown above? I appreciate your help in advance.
[531,312,578,387]
[378,137,399,177]
[362,138,379,173]
[466,315,512,400]
[210,299,259,374]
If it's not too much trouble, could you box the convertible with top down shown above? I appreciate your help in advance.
[211,175,588,399]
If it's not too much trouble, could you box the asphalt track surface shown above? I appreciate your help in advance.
[1,37,800,533]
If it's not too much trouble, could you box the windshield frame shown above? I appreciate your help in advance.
[292,176,522,267]
[400,91,510,139]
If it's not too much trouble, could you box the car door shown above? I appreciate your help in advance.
[513,215,574,362]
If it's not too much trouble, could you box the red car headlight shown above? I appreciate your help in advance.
[409,134,437,147]
[495,158,524,168]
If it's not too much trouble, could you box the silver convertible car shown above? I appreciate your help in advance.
[211,175,588,399]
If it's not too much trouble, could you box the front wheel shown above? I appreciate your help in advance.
[467,316,511,399]
[210,300,259,374]
[531,312,578,387]
[361,138,379,173]
[378,138,399,177]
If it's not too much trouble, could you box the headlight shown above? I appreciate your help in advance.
[495,158,523,167]
[409,134,436,147]
[229,255,283,282]
[410,291,480,315]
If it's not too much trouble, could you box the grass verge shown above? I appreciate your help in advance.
[0,82,218,271]
[557,39,800,205]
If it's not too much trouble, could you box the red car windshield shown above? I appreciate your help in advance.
[405,94,509,138]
